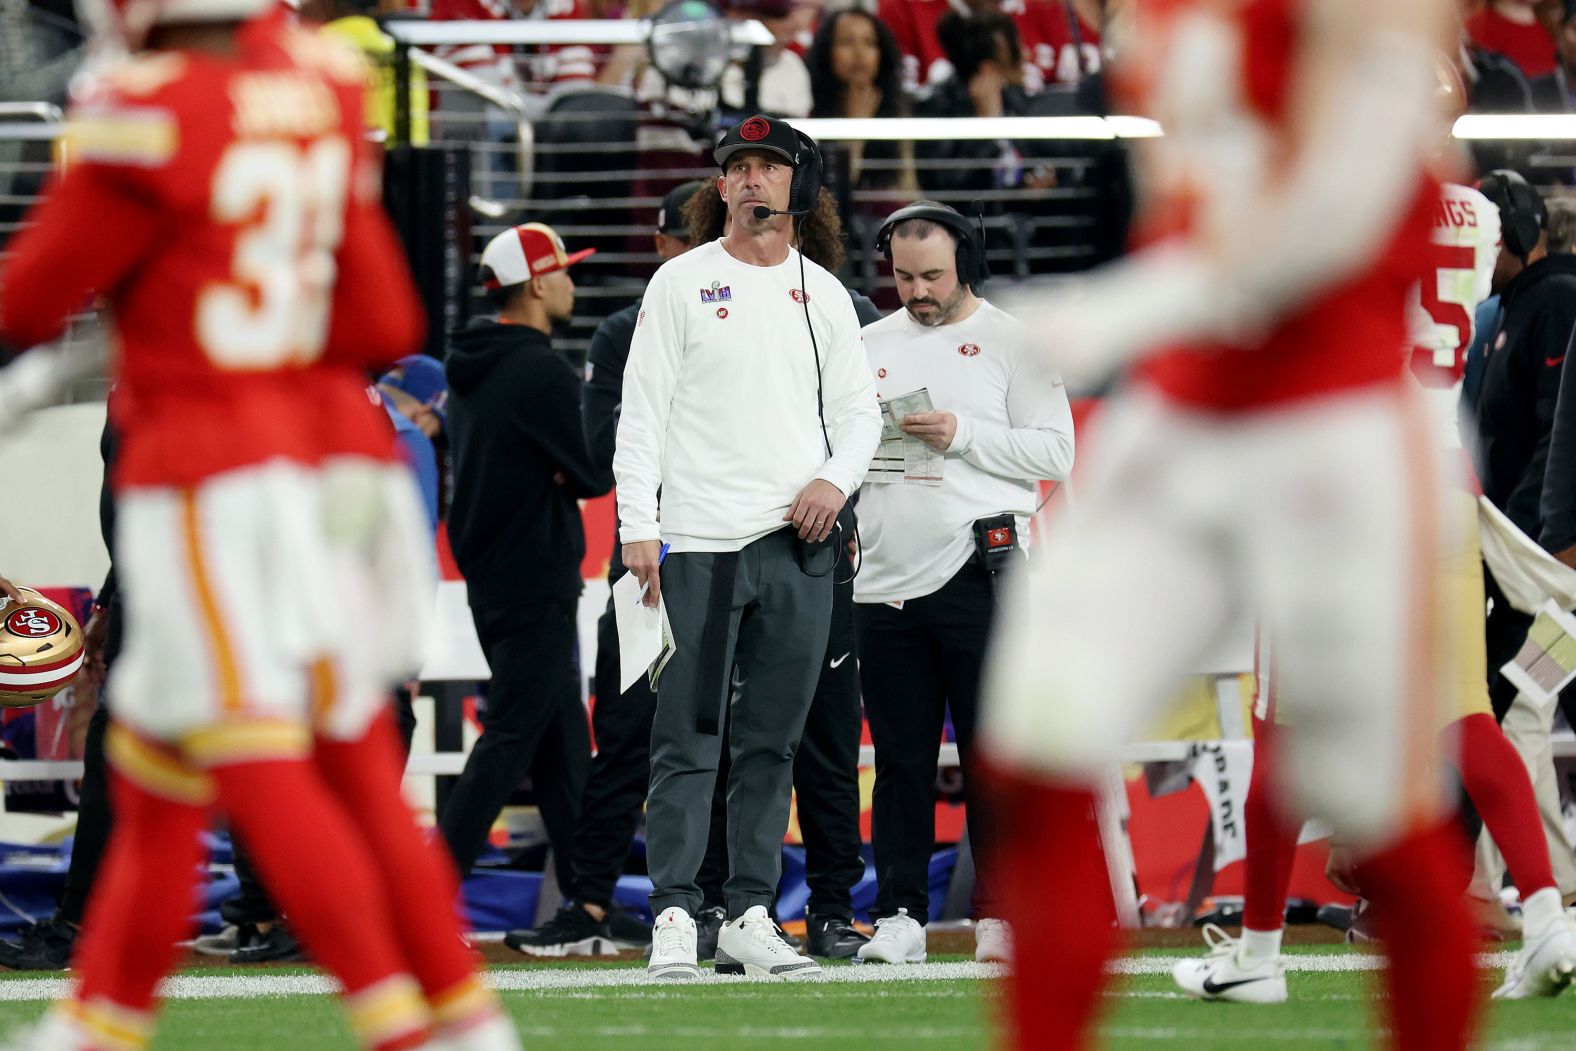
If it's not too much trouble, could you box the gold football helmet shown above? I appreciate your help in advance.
[0,588,85,707]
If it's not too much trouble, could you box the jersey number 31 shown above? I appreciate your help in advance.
[197,137,350,369]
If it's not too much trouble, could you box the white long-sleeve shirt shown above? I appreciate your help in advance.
[615,239,882,552]
[854,301,1075,604]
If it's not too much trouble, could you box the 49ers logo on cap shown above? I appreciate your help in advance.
[6,608,61,639]
[739,117,771,141]
[959,343,981,357]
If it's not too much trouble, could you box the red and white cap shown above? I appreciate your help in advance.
[479,222,596,290]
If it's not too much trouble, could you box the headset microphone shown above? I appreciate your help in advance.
[752,205,808,220]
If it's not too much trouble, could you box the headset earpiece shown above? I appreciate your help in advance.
[875,201,988,288]
[788,130,824,217]
[1480,169,1548,261]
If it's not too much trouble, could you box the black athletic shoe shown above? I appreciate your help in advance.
[695,906,726,961]
[230,924,304,964]
[0,914,76,971]
[805,913,870,960]
[505,905,616,957]
[606,909,653,950]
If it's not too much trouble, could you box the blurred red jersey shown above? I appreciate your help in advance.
[1115,0,1436,410]
[0,10,421,489]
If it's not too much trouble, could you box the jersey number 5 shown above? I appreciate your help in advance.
[1419,243,1477,374]
[197,137,350,369]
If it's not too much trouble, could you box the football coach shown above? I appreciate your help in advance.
[614,114,882,981]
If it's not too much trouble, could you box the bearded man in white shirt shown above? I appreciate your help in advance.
[851,201,1075,968]
[614,114,882,982]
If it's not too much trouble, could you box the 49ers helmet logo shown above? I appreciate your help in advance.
[5,608,61,639]
[739,117,771,141]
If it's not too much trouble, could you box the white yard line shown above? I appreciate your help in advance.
[0,952,1519,1004]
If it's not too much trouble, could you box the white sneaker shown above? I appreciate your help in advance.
[647,907,701,982]
[855,908,927,964]
[714,905,822,979]
[1172,924,1288,1004]
[975,918,1013,963]
[1494,915,1576,999]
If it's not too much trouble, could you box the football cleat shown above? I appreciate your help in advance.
[0,588,84,707]
[1172,924,1288,1004]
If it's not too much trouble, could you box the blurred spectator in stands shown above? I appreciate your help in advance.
[914,10,1053,196]
[1467,0,1559,79]
[1530,1,1576,110]
[879,0,1096,95]
[430,0,523,95]
[1458,18,1537,174]
[302,0,430,144]
[721,0,816,117]
[805,8,920,198]
[1015,0,1099,90]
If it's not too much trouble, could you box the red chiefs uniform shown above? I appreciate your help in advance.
[1114,0,1438,410]
[0,9,421,489]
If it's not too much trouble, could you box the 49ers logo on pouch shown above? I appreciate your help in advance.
[986,527,1012,549]
[790,288,809,304]
[958,343,981,357]
[739,117,771,141]
[6,607,62,638]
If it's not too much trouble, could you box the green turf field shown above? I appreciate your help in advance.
[0,948,1571,1049]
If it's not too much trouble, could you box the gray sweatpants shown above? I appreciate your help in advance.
[647,528,833,917]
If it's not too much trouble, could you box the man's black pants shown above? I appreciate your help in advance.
[58,596,122,927]
[563,566,659,908]
[437,599,590,884]
[854,559,1000,926]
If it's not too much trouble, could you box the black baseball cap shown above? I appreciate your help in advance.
[658,180,706,235]
[714,114,803,169]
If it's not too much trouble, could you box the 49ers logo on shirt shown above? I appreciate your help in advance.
[790,289,809,304]
[958,343,982,357]
[6,607,62,639]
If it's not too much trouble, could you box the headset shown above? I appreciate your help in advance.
[749,129,824,222]
[874,200,990,288]
[1479,169,1548,261]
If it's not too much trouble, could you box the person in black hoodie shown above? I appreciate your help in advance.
[1469,171,1576,720]
[439,222,612,883]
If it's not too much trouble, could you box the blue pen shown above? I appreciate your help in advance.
[637,543,671,604]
